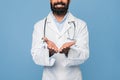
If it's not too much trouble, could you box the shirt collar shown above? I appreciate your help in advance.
[50,12,69,24]
[46,11,76,23]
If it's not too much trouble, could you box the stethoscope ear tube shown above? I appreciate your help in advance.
[42,18,47,48]
[68,21,76,40]
[43,18,47,38]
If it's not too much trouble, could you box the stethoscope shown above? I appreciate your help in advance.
[43,18,76,41]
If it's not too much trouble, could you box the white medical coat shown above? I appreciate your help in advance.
[31,12,89,80]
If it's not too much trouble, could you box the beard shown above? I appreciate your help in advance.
[50,1,70,16]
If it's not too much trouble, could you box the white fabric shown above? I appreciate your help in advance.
[31,12,89,80]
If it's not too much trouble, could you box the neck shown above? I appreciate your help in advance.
[53,13,66,22]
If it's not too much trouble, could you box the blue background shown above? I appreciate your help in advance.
[0,0,120,80]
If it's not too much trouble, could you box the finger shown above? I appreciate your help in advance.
[58,50,62,53]
[48,44,54,49]
[52,47,58,53]
[59,48,65,53]
[49,48,55,53]
[51,47,54,50]
[58,49,62,53]
[60,47,70,53]
[54,48,58,53]
[43,37,49,42]
[52,48,57,53]
[48,46,52,50]
[49,47,57,53]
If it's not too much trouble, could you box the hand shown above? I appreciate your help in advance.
[59,41,75,57]
[43,37,58,57]
[59,47,70,57]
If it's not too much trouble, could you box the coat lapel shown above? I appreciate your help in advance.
[60,12,75,36]
[60,21,71,36]
[46,13,61,35]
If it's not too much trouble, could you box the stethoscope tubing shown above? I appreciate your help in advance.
[43,18,76,40]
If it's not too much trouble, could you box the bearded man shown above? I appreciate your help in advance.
[31,0,89,80]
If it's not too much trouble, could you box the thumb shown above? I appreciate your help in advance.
[42,37,48,42]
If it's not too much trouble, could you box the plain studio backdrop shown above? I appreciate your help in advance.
[0,0,120,80]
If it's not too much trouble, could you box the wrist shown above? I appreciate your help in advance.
[49,52,55,57]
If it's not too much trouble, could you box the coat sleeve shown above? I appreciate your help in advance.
[62,23,89,67]
[31,22,56,66]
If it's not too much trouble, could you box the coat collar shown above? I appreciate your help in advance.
[46,12,75,23]
[46,12,76,36]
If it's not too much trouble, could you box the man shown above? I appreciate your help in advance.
[31,0,89,80]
